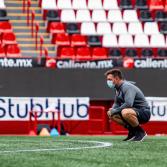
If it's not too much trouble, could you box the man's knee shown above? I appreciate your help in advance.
[121,108,137,119]
[121,109,131,118]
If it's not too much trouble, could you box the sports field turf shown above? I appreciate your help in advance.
[0,136,167,167]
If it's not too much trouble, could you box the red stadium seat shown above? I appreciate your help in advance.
[54,33,70,46]
[47,22,65,34]
[149,0,164,10]
[92,47,107,59]
[165,0,167,11]
[0,21,12,33]
[71,34,87,47]
[0,44,5,57]
[6,44,21,57]
[76,47,91,60]
[2,32,17,45]
[59,47,75,59]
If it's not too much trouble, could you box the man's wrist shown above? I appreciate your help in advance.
[110,108,118,115]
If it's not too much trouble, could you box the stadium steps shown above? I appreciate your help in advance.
[6,0,38,4]
[6,9,41,14]
[15,32,49,37]
[17,38,51,44]
[10,20,45,26]
[5,0,56,57]
[8,12,43,20]
[8,15,45,22]
[5,1,39,7]
[6,6,41,9]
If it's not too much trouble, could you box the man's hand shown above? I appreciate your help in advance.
[107,108,118,118]
[107,108,113,119]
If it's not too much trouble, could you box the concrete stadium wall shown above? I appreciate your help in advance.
[0,68,166,99]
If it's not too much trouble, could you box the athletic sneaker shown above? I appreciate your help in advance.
[123,130,135,141]
[131,130,147,142]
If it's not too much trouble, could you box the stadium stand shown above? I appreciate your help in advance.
[57,0,73,9]
[59,47,75,59]
[3,0,56,57]
[149,0,164,10]
[0,0,6,9]
[139,10,153,22]
[72,0,87,9]
[76,47,91,60]
[160,22,167,34]
[102,34,118,47]
[87,36,101,47]
[120,0,133,9]
[71,34,87,47]
[135,0,148,9]
[42,0,167,59]
[6,44,21,57]
[76,10,91,22]
[0,9,9,21]
[46,10,60,22]
[107,10,122,22]
[53,33,70,46]
[0,44,5,57]
[81,22,97,35]
[0,1,21,57]
[2,32,17,45]
[66,23,80,34]
[0,21,13,33]
[3,0,167,59]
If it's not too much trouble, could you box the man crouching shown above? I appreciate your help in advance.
[105,69,151,141]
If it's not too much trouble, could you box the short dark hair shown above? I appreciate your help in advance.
[104,69,124,79]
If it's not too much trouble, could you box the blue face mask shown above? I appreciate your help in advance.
[107,80,115,89]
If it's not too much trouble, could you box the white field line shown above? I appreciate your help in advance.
[0,140,112,153]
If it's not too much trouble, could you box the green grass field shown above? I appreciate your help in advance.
[0,136,167,167]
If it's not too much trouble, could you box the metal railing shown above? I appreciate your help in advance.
[27,0,31,26]
[31,10,35,37]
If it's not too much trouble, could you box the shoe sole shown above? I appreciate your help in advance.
[132,133,147,142]
[140,133,147,142]
[126,136,135,141]
[123,136,135,141]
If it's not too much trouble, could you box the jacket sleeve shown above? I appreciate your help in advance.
[111,86,136,115]
[112,101,119,109]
